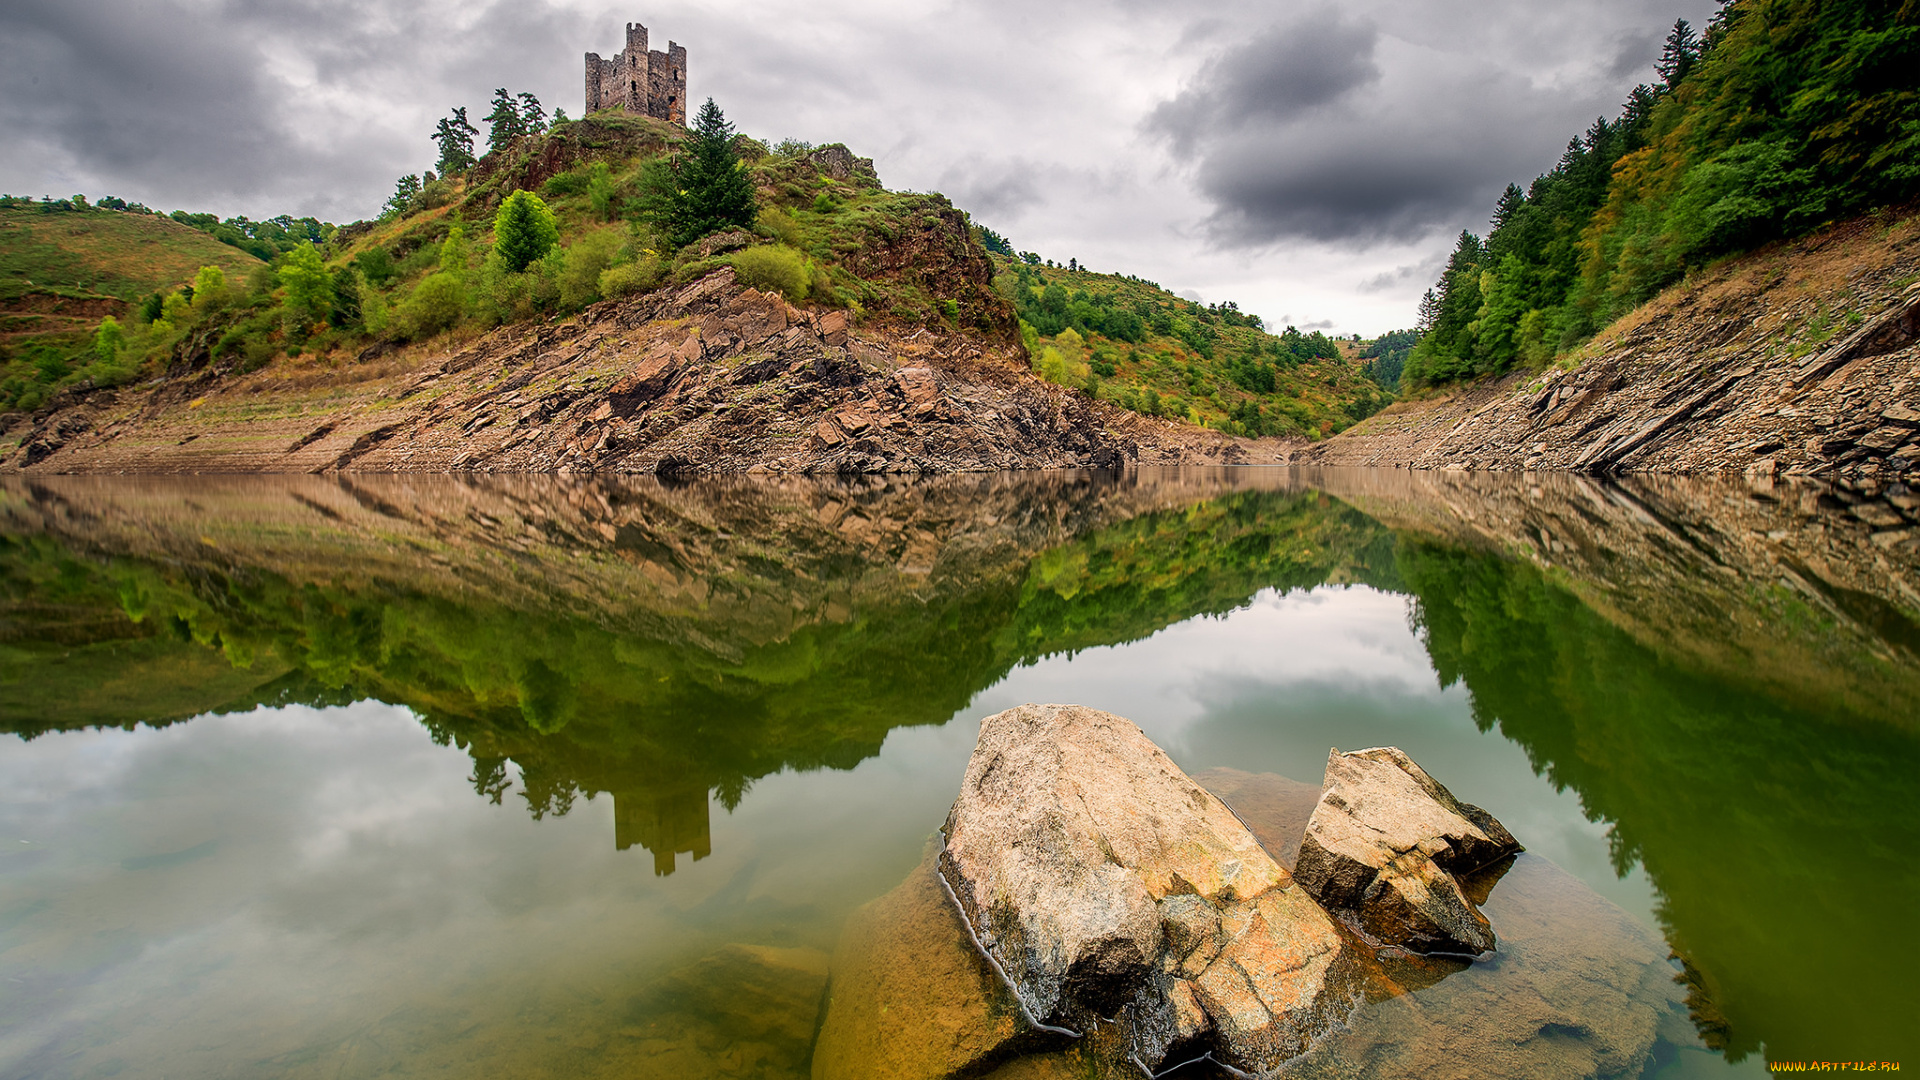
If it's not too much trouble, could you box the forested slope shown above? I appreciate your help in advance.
[1407,0,1920,387]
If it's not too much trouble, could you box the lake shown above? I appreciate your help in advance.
[1,468,1913,1079]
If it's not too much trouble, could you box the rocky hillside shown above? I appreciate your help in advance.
[0,266,1277,473]
[0,114,1312,473]
[1310,208,1920,484]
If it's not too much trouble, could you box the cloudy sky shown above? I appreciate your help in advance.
[0,0,1715,335]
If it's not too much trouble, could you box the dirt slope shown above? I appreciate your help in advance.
[0,268,1282,474]
[1309,210,1920,484]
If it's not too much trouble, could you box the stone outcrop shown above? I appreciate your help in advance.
[937,704,1358,1075]
[1295,747,1522,955]
[1280,854,1687,1080]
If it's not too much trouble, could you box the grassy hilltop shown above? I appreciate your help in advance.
[0,205,264,407]
[1,108,1391,437]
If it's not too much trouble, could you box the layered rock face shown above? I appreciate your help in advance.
[1295,747,1522,955]
[1306,212,1920,483]
[937,704,1358,1074]
[2,269,1275,474]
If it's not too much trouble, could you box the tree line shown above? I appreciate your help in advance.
[1406,0,1920,387]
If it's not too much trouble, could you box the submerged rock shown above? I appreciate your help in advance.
[1294,747,1523,955]
[811,845,1064,1080]
[938,703,1358,1075]
[1281,854,1687,1080]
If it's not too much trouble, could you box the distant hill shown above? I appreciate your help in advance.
[0,203,263,364]
[990,260,1389,439]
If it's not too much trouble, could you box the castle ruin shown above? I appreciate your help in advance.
[585,22,687,125]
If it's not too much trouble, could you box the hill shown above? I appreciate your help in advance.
[0,109,1385,471]
[1405,0,1920,388]
[1308,203,1920,484]
[0,204,264,408]
[991,260,1390,439]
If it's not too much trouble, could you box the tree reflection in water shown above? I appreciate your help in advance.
[1,468,1914,1066]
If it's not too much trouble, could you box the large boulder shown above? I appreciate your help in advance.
[1294,747,1522,955]
[938,704,1358,1074]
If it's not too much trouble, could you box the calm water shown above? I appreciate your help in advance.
[0,468,1914,1079]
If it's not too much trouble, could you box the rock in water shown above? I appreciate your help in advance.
[938,703,1357,1074]
[1294,747,1522,955]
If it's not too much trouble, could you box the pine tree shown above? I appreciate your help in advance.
[493,191,560,273]
[483,89,523,155]
[1657,19,1699,90]
[432,108,478,175]
[1416,288,1441,333]
[637,99,758,249]
[518,93,547,135]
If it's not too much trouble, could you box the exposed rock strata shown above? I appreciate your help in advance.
[0,269,1279,474]
[1310,214,1920,482]
[938,703,1358,1075]
[1295,747,1522,955]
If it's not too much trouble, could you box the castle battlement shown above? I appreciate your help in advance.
[585,21,687,125]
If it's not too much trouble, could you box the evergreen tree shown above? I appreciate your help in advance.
[384,174,422,218]
[432,108,478,175]
[518,93,547,134]
[483,89,523,155]
[1415,288,1441,333]
[1657,19,1700,89]
[493,191,560,273]
[636,99,757,249]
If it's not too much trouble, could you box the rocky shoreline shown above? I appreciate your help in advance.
[0,269,1280,475]
[1308,214,1920,483]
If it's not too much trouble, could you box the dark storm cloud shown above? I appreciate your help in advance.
[1149,10,1381,154]
[1357,251,1447,293]
[0,0,294,196]
[937,159,1047,223]
[0,0,597,219]
[1147,1,1719,250]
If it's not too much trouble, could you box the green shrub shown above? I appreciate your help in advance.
[541,168,591,198]
[92,316,126,365]
[558,228,623,310]
[396,271,466,340]
[586,163,618,222]
[353,247,395,287]
[727,244,809,301]
[190,266,229,314]
[599,258,662,300]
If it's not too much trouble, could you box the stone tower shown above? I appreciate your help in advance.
[584,22,687,125]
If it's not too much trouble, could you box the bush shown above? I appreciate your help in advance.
[727,244,810,301]
[558,228,623,310]
[396,271,466,340]
[541,168,591,198]
[353,247,395,287]
[599,258,662,300]
[93,316,126,365]
[190,266,229,314]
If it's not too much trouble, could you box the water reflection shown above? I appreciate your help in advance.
[0,468,1915,1074]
